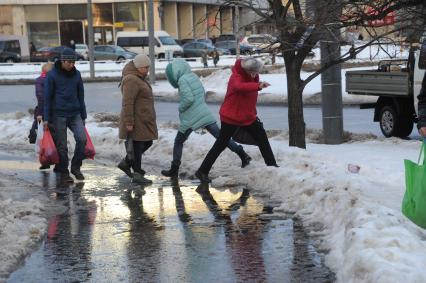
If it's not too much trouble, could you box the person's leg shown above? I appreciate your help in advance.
[206,123,251,168]
[162,129,192,177]
[131,140,144,174]
[245,120,277,166]
[140,140,153,155]
[132,140,153,184]
[53,117,69,174]
[205,123,243,153]
[69,115,87,177]
[172,129,192,163]
[198,122,237,175]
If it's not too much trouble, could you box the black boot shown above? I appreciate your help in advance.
[161,161,180,178]
[236,149,252,168]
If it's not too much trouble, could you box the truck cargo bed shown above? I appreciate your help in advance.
[346,71,410,97]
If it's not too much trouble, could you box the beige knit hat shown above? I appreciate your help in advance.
[133,54,151,68]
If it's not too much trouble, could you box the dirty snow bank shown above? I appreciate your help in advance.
[0,175,48,283]
[1,113,426,282]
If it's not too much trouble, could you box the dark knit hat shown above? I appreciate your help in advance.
[60,48,77,61]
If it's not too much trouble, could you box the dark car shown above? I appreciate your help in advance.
[215,40,260,55]
[182,42,230,58]
[31,46,85,62]
[215,34,236,42]
[0,40,21,63]
[93,45,136,62]
[175,38,195,46]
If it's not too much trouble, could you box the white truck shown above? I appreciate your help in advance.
[345,41,426,138]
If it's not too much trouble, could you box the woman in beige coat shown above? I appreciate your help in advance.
[118,54,158,184]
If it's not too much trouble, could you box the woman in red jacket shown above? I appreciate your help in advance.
[196,57,278,183]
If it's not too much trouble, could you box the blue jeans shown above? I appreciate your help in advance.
[53,115,86,173]
[172,122,243,163]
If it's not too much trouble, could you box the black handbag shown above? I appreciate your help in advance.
[28,128,37,144]
[232,127,258,145]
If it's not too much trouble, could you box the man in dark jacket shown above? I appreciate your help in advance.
[44,48,87,182]
[418,73,426,137]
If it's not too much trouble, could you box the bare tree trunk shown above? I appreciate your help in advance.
[286,60,306,149]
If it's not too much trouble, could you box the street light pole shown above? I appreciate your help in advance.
[320,0,343,144]
[87,0,95,79]
[148,0,156,84]
[235,5,240,58]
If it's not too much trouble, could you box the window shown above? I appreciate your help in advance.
[105,46,114,53]
[94,46,105,52]
[6,40,20,53]
[118,37,150,47]
[59,4,86,20]
[114,3,140,23]
[93,3,113,26]
[158,36,177,46]
[28,22,59,48]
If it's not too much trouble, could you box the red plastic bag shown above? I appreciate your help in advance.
[84,128,96,160]
[39,127,59,166]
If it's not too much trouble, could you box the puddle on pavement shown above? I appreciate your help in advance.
[2,152,335,283]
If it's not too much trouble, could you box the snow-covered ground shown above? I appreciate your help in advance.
[0,42,409,80]
[0,111,426,282]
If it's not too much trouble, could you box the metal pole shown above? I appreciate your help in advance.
[87,0,95,79]
[235,6,240,58]
[320,0,343,144]
[148,0,156,84]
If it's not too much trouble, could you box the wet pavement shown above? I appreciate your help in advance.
[2,151,335,283]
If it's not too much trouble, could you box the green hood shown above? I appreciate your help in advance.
[165,59,191,89]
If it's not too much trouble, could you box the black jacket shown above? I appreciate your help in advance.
[417,73,426,129]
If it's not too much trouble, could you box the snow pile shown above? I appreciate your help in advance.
[1,112,426,282]
[0,177,48,282]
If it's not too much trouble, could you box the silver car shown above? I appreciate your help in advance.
[93,45,137,62]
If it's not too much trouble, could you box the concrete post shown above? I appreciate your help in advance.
[87,0,95,79]
[320,0,343,144]
[148,0,156,84]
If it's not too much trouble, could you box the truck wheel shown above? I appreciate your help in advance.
[379,106,397,137]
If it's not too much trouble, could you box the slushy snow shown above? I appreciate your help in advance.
[0,112,425,282]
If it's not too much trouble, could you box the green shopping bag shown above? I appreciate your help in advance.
[402,142,426,229]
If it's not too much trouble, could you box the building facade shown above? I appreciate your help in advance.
[0,0,235,49]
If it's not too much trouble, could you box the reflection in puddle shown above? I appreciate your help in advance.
[4,162,334,283]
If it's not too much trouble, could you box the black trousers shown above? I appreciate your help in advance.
[198,120,277,174]
[125,140,153,174]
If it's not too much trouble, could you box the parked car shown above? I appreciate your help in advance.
[31,46,85,62]
[93,45,136,61]
[0,39,21,63]
[75,43,89,60]
[116,30,183,58]
[175,38,195,46]
[182,42,230,57]
[214,40,260,55]
[241,34,280,53]
[0,35,29,62]
[215,34,236,42]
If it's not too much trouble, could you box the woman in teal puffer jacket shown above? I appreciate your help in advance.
[161,59,251,177]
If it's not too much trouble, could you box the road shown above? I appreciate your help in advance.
[0,82,420,138]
